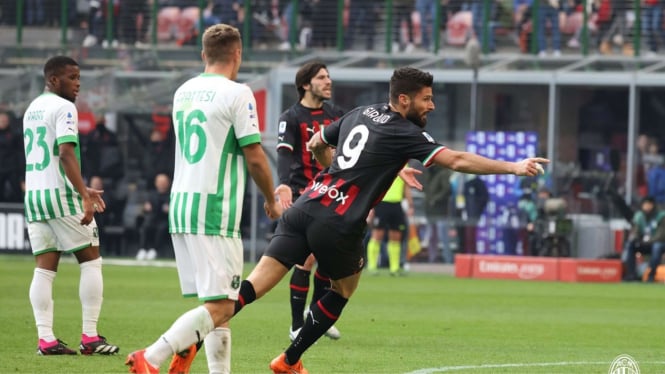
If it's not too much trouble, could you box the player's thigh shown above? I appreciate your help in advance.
[264,208,312,268]
[308,223,365,281]
[172,234,244,300]
[28,214,99,255]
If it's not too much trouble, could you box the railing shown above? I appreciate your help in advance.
[0,0,656,56]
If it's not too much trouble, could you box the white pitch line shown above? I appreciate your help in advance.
[405,361,665,374]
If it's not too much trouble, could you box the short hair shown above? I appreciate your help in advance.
[642,196,656,206]
[202,24,242,64]
[295,61,328,99]
[389,67,434,104]
[43,56,78,78]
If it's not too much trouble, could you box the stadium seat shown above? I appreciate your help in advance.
[176,7,200,43]
[446,11,473,46]
[157,6,181,41]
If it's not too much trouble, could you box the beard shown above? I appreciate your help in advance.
[406,108,427,128]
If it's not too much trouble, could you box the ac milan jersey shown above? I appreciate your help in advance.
[276,102,344,196]
[292,103,446,233]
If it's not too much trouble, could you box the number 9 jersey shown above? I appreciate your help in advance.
[293,103,446,234]
[170,73,262,238]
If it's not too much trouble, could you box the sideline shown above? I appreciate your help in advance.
[405,361,665,373]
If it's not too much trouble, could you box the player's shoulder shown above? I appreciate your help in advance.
[322,102,345,116]
[279,103,300,121]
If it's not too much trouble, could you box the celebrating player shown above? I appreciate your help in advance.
[231,66,549,373]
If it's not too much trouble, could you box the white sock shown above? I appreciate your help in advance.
[29,268,56,342]
[80,257,103,337]
[205,327,231,374]
[145,306,214,368]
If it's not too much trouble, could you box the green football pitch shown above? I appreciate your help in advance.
[1,254,663,374]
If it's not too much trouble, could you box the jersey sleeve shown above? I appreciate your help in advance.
[403,129,446,167]
[276,109,297,152]
[55,101,79,146]
[233,85,262,147]
[321,117,341,147]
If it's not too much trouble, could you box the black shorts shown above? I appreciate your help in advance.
[264,207,365,280]
[372,201,406,231]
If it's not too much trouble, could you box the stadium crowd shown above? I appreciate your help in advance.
[1,0,663,55]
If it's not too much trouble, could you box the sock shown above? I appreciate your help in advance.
[285,291,347,365]
[367,238,381,271]
[289,268,310,330]
[310,269,330,309]
[145,306,213,368]
[387,240,401,273]
[204,327,231,374]
[80,257,103,337]
[233,280,256,315]
[29,268,57,342]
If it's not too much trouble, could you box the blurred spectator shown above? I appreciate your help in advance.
[0,111,25,203]
[622,196,665,282]
[118,0,150,46]
[536,0,562,56]
[136,173,171,260]
[423,167,456,263]
[311,0,338,47]
[345,0,381,50]
[82,0,120,47]
[643,0,664,55]
[81,113,124,188]
[646,153,665,206]
[598,0,632,55]
[471,0,501,52]
[393,0,416,52]
[143,118,174,191]
[26,0,46,26]
[416,0,437,51]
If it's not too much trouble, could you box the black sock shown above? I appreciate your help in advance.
[309,269,331,309]
[286,290,348,365]
[234,280,256,315]
[289,267,311,329]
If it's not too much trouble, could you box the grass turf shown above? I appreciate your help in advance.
[0,254,663,373]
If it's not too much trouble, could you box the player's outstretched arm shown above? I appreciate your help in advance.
[242,143,282,219]
[433,149,549,177]
[59,142,97,225]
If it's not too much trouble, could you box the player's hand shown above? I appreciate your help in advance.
[275,184,293,209]
[514,157,549,177]
[264,200,283,220]
[80,188,106,225]
[399,167,423,191]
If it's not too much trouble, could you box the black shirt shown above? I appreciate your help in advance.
[276,101,344,197]
[293,103,446,233]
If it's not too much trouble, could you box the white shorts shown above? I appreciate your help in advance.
[27,214,99,255]
[171,233,243,301]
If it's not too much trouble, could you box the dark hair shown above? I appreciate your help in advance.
[642,196,656,205]
[43,56,78,78]
[202,23,241,64]
[389,67,433,104]
[295,61,328,99]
